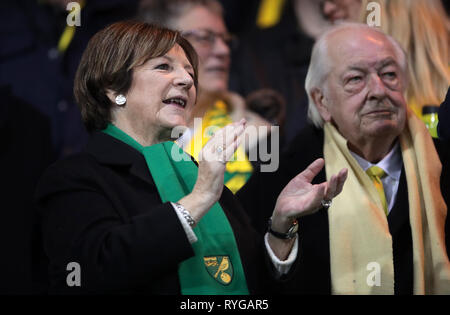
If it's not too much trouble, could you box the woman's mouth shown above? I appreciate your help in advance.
[163,97,187,108]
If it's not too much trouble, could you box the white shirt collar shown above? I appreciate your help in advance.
[350,141,402,181]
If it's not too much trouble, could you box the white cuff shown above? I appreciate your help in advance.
[264,233,298,276]
[171,202,197,244]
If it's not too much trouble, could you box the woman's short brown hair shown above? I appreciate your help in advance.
[74,21,199,132]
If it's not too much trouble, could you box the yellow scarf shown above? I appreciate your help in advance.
[184,100,253,194]
[324,111,450,294]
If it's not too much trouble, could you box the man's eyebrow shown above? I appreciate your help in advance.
[342,64,368,74]
[379,58,399,68]
[346,66,365,72]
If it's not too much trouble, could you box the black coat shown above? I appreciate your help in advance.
[35,132,279,294]
[237,125,450,294]
[0,86,53,294]
[438,87,450,140]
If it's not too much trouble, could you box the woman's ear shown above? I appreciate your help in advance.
[106,89,126,106]
[106,89,117,104]
[311,88,331,122]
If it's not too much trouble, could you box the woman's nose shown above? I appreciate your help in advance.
[174,68,194,90]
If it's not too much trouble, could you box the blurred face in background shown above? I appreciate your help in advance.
[321,0,362,23]
[172,5,231,94]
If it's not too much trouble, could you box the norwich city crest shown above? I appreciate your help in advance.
[204,256,233,285]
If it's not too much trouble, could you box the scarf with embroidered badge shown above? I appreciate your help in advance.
[102,124,249,295]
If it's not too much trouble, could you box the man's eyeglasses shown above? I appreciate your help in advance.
[181,29,237,50]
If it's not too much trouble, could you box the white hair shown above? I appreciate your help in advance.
[305,22,409,128]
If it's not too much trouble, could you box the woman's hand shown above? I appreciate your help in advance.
[268,158,348,260]
[177,119,246,224]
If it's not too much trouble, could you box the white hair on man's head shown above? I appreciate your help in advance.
[305,22,409,129]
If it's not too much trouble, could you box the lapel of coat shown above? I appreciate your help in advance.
[86,131,156,188]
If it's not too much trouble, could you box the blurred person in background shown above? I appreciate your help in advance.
[358,0,450,137]
[321,0,362,24]
[0,0,139,157]
[139,0,271,193]
[246,89,286,133]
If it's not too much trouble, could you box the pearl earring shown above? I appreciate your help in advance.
[115,94,127,106]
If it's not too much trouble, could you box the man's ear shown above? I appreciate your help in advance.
[311,88,331,122]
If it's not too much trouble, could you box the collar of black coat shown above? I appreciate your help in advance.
[87,131,199,165]
[86,131,142,166]
[86,131,157,187]
[86,131,199,188]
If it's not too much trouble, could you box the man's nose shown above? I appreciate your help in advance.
[367,74,387,100]
[211,36,230,58]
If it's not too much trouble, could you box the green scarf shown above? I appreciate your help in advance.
[102,124,249,295]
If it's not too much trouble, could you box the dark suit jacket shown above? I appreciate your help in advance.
[238,124,450,295]
[0,86,53,294]
[438,87,450,140]
[35,132,276,294]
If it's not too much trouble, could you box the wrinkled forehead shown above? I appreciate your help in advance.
[328,29,401,71]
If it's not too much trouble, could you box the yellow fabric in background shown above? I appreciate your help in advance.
[256,0,285,29]
[408,98,422,119]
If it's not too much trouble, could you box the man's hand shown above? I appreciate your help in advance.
[268,158,348,260]
[274,158,347,222]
